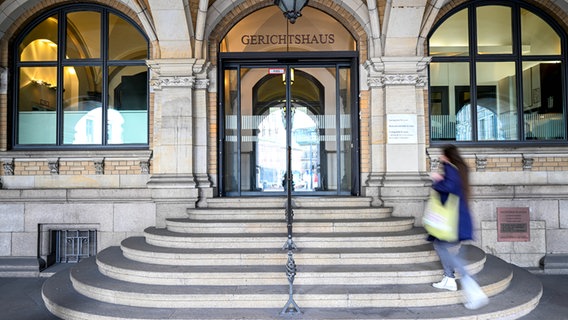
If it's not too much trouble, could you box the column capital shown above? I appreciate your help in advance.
[365,57,431,87]
[148,59,210,90]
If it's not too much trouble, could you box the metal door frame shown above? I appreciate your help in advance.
[218,52,359,197]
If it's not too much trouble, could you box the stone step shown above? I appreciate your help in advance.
[143,227,429,249]
[121,237,439,266]
[187,207,392,220]
[165,217,415,233]
[54,254,510,309]
[96,246,486,286]
[0,257,39,277]
[205,197,373,209]
[42,260,541,320]
[542,254,568,274]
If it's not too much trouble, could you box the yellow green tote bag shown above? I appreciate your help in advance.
[423,189,459,242]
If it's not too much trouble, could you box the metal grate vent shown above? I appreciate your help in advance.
[54,230,97,263]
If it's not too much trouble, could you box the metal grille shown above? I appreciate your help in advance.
[55,230,97,263]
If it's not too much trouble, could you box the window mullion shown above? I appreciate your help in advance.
[512,4,525,141]
[57,9,66,146]
[469,5,478,142]
[101,10,109,146]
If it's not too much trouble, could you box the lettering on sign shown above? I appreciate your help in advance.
[497,207,530,242]
[269,68,285,75]
[387,114,417,144]
[241,34,335,46]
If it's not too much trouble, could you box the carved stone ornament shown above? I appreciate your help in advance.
[194,78,210,90]
[367,77,383,88]
[381,74,425,86]
[140,161,150,174]
[475,155,487,172]
[430,158,440,172]
[522,155,534,171]
[48,159,59,175]
[367,74,426,88]
[0,67,7,94]
[94,159,104,175]
[151,76,195,90]
[2,159,14,175]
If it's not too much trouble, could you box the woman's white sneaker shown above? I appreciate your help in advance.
[432,276,458,291]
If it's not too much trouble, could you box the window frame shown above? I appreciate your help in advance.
[9,4,150,150]
[427,0,568,146]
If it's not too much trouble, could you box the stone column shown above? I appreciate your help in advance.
[362,59,386,207]
[192,61,213,207]
[147,59,199,223]
[364,57,431,215]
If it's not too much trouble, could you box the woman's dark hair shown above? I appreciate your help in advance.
[443,144,470,201]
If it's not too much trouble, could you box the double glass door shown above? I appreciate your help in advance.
[220,62,358,196]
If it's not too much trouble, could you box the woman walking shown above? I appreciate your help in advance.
[429,144,489,310]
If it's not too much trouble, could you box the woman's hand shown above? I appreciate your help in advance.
[430,172,444,182]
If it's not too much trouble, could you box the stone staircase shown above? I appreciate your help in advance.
[42,197,542,319]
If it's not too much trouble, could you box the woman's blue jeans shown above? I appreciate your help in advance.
[432,239,471,280]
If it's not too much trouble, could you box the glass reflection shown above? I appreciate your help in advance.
[109,13,148,60]
[18,67,57,144]
[339,67,351,193]
[19,16,58,61]
[223,69,239,193]
[522,61,564,140]
[66,11,101,59]
[472,62,517,141]
[430,62,470,141]
[63,66,102,144]
[108,66,148,144]
[15,8,149,147]
[429,9,468,56]
[477,6,512,54]
[521,9,561,56]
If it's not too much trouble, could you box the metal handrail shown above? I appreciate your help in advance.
[281,145,301,314]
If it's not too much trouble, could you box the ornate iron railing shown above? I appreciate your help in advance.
[281,146,301,314]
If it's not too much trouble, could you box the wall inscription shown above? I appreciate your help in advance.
[497,207,530,242]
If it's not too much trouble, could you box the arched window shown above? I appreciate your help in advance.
[428,1,566,144]
[12,4,149,148]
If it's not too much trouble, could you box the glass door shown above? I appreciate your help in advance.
[220,62,358,196]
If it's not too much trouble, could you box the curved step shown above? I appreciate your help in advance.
[143,227,429,249]
[187,207,392,220]
[96,246,485,286]
[43,258,540,320]
[121,237,439,266]
[60,254,508,309]
[166,217,415,234]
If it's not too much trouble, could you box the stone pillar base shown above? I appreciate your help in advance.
[379,172,430,217]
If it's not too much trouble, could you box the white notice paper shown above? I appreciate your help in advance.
[387,114,417,144]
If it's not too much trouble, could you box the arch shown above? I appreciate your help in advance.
[419,0,568,56]
[0,0,158,64]
[206,0,371,63]
[10,3,150,148]
[427,0,568,144]
[432,0,568,32]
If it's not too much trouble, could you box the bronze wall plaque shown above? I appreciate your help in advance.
[497,207,530,242]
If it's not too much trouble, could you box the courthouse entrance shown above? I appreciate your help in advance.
[217,6,359,197]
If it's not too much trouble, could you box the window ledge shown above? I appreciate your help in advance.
[427,146,568,158]
[0,150,152,161]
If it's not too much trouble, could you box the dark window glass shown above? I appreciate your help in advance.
[428,2,565,144]
[14,6,149,148]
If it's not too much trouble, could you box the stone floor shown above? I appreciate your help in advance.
[0,271,566,320]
